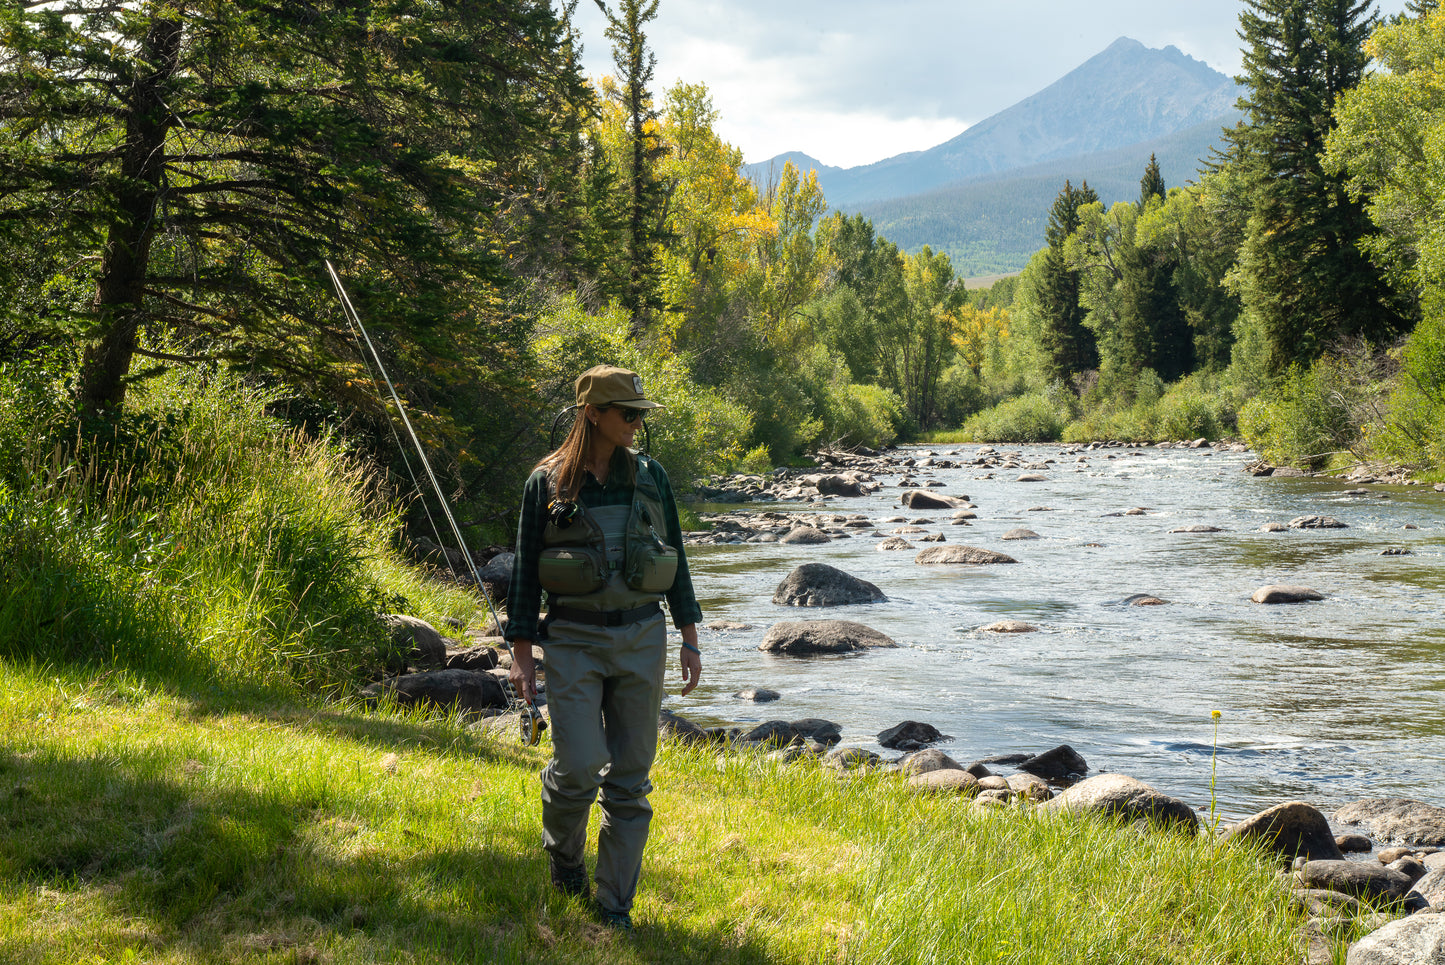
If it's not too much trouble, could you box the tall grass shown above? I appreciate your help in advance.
[0,366,482,698]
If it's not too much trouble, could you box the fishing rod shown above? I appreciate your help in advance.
[324,260,543,745]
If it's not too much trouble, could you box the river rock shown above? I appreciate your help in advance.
[877,536,914,550]
[1039,774,1198,830]
[759,620,898,655]
[476,551,514,596]
[1223,801,1344,861]
[981,620,1038,633]
[825,746,879,770]
[734,687,781,702]
[1016,744,1088,780]
[1388,856,1427,884]
[1121,594,1167,606]
[1017,473,1047,482]
[1251,585,1326,604]
[915,545,1019,565]
[892,525,928,534]
[781,526,831,544]
[772,562,887,607]
[659,708,709,744]
[791,717,843,744]
[1409,866,1445,908]
[1001,528,1040,540]
[879,720,952,750]
[1346,915,1445,965]
[901,490,970,510]
[381,614,448,671]
[1381,547,1414,556]
[361,668,506,712]
[1298,860,1415,902]
[1171,524,1223,533]
[1335,799,1445,846]
[1007,773,1055,801]
[909,770,981,795]
[1336,834,1374,853]
[1291,515,1348,529]
[445,643,501,672]
[815,474,864,497]
[1260,522,1288,532]
[900,748,964,776]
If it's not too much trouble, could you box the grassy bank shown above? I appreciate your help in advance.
[0,366,1352,963]
[0,665,1335,965]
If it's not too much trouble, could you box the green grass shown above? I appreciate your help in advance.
[0,666,1345,965]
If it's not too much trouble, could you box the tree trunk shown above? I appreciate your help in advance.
[78,14,182,415]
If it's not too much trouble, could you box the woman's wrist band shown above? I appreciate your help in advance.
[681,641,700,654]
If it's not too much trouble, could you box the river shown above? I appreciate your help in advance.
[666,444,1445,820]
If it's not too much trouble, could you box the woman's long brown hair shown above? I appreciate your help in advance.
[536,406,636,501]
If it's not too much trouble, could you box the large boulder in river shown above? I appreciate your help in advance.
[1291,515,1348,529]
[759,620,898,655]
[781,526,832,544]
[1039,774,1197,831]
[1223,801,1344,861]
[814,474,864,497]
[772,563,886,607]
[360,668,506,712]
[915,545,1018,565]
[1251,585,1325,604]
[901,490,970,510]
[879,720,951,750]
[1016,744,1088,780]
[1335,799,1445,846]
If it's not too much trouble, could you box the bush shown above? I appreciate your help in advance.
[962,393,1064,442]
[0,366,477,696]
[1238,363,1355,468]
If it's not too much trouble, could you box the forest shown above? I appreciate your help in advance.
[4,0,1445,550]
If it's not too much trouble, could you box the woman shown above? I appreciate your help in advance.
[506,364,702,931]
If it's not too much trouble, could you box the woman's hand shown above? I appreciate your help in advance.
[509,640,537,703]
[678,624,701,696]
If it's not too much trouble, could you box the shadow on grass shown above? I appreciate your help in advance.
[0,745,780,965]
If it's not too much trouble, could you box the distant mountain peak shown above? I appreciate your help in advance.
[744,37,1236,208]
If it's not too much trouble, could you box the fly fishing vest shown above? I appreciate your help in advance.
[537,453,679,613]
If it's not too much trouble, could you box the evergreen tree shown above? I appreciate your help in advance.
[1139,154,1167,209]
[1034,180,1100,384]
[1225,0,1412,374]
[0,0,590,414]
[1127,157,1193,380]
[594,0,669,337]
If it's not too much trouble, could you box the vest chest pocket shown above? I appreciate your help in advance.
[626,543,677,593]
[538,547,608,595]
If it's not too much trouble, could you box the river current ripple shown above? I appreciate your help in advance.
[663,444,1445,820]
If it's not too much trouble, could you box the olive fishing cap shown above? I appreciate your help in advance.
[574,365,665,409]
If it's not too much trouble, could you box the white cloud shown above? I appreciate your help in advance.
[571,0,1414,169]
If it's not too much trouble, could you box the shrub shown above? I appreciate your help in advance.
[0,366,467,696]
[962,393,1064,442]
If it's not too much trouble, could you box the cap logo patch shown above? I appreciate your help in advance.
[633,375,644,394]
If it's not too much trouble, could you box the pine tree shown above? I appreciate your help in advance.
[1226,0,1412,373]
[0,0,591,413]
[594,0,670,337]
[1139,154,1166,209]
[1035,180,1100,384]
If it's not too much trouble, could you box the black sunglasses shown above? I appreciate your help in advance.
[602,405,646,424]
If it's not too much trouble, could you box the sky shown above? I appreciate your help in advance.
[569,0,1412,169]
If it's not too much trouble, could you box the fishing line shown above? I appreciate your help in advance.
[324,260,542,743]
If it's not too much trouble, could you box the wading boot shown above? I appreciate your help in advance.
[548,856,589,899]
